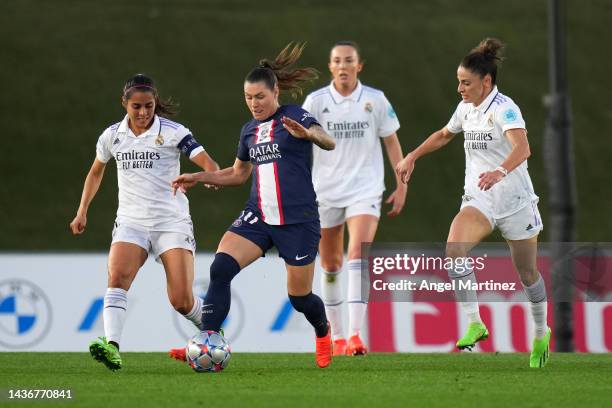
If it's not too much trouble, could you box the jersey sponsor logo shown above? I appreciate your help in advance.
[249,143,281,164]
[463,131,493,150]
[322,107,330,113]
[113,137,120,145]
[503,108,518,123]
[326,120,370,139]
[116,150,161,170]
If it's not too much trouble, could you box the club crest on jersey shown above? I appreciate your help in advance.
[487,113,494,127]
[364,102,373,113]
[155,135,164,146]
[256,121,273,143]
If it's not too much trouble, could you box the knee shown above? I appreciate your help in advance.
[210,252,241,284]
[321,257,343,273]
[107,266,133,290]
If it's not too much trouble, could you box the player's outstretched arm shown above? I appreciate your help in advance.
[70,158,106,235]
[382,133,407,217]
[395,127,456,184]
[281,117,335,151]
[191,150,220,173]
[172,159,252,194]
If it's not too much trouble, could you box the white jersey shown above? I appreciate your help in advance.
[303,81,400,207]
[96,114,204,228]
[446,86,538,218]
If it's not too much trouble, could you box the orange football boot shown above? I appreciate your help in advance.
[315,323,333,368]
[333,338,347,356]
[168,347,187,362]
[346,334,368,356]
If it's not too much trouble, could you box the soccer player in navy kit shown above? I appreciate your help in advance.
[170,43,336,368]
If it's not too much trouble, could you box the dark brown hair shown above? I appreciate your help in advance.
[460,38,505,84]
[245,42,319,99]
[122,74,178,117]
[330,40,362,62]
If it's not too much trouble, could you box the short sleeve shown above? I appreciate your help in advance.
[302,94,314,116]
[95,128,113,163]
[236,124,250,161]
[377,94,400,137]
[446,103,464,134]
[293,106,321,129]
[495,103,526,133]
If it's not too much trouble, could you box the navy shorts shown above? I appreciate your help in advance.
[228,208,320,266]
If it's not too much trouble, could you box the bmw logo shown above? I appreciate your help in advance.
[172,278,245,343]
[0,279,52,349]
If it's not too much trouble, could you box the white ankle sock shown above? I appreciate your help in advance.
[448,260,482,324]
[347,259,368,337]
[321,266,344,340]
[523,275,548,339]
[183,294,203,329]
[103,287,128,345]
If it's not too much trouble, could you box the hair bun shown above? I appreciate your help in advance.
[476,38,504,61]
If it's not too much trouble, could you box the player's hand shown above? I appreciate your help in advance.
[70,213,87,235]
[385,185,407,217]
[281,116,309,140]
[172,173,199,195]
[478,170,504,191]
[395,154,416,184]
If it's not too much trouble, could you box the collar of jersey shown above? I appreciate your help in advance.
[256,106,285,124]
[117,114,161,138]
[328,80,363,104]
[472,86,499,114]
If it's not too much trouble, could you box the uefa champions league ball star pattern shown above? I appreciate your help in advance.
[186,331,231,373]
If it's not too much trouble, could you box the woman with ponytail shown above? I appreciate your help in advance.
[396,39,550,368]
[170,43,336,368]
[70,74,220,370]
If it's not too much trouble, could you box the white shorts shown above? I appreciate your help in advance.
[111,218,196,263]
[319,196,382,229]
[460,196,543,241]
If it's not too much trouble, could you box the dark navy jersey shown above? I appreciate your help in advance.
[237,105,321,225]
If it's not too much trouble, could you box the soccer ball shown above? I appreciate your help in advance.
[186,331,231,373]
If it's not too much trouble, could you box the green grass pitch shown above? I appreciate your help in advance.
[1,353,611,407]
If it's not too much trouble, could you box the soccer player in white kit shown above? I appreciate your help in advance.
[303,41,406,356]
[69,74,219,370]
[396,39,551,368]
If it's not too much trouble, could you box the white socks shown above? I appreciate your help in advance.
[523,274,548,339]
[347,259,368,337]
[103,288,128,345]
[448,259,482,324]
[320,267,344,340]
[183,295,203,329]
